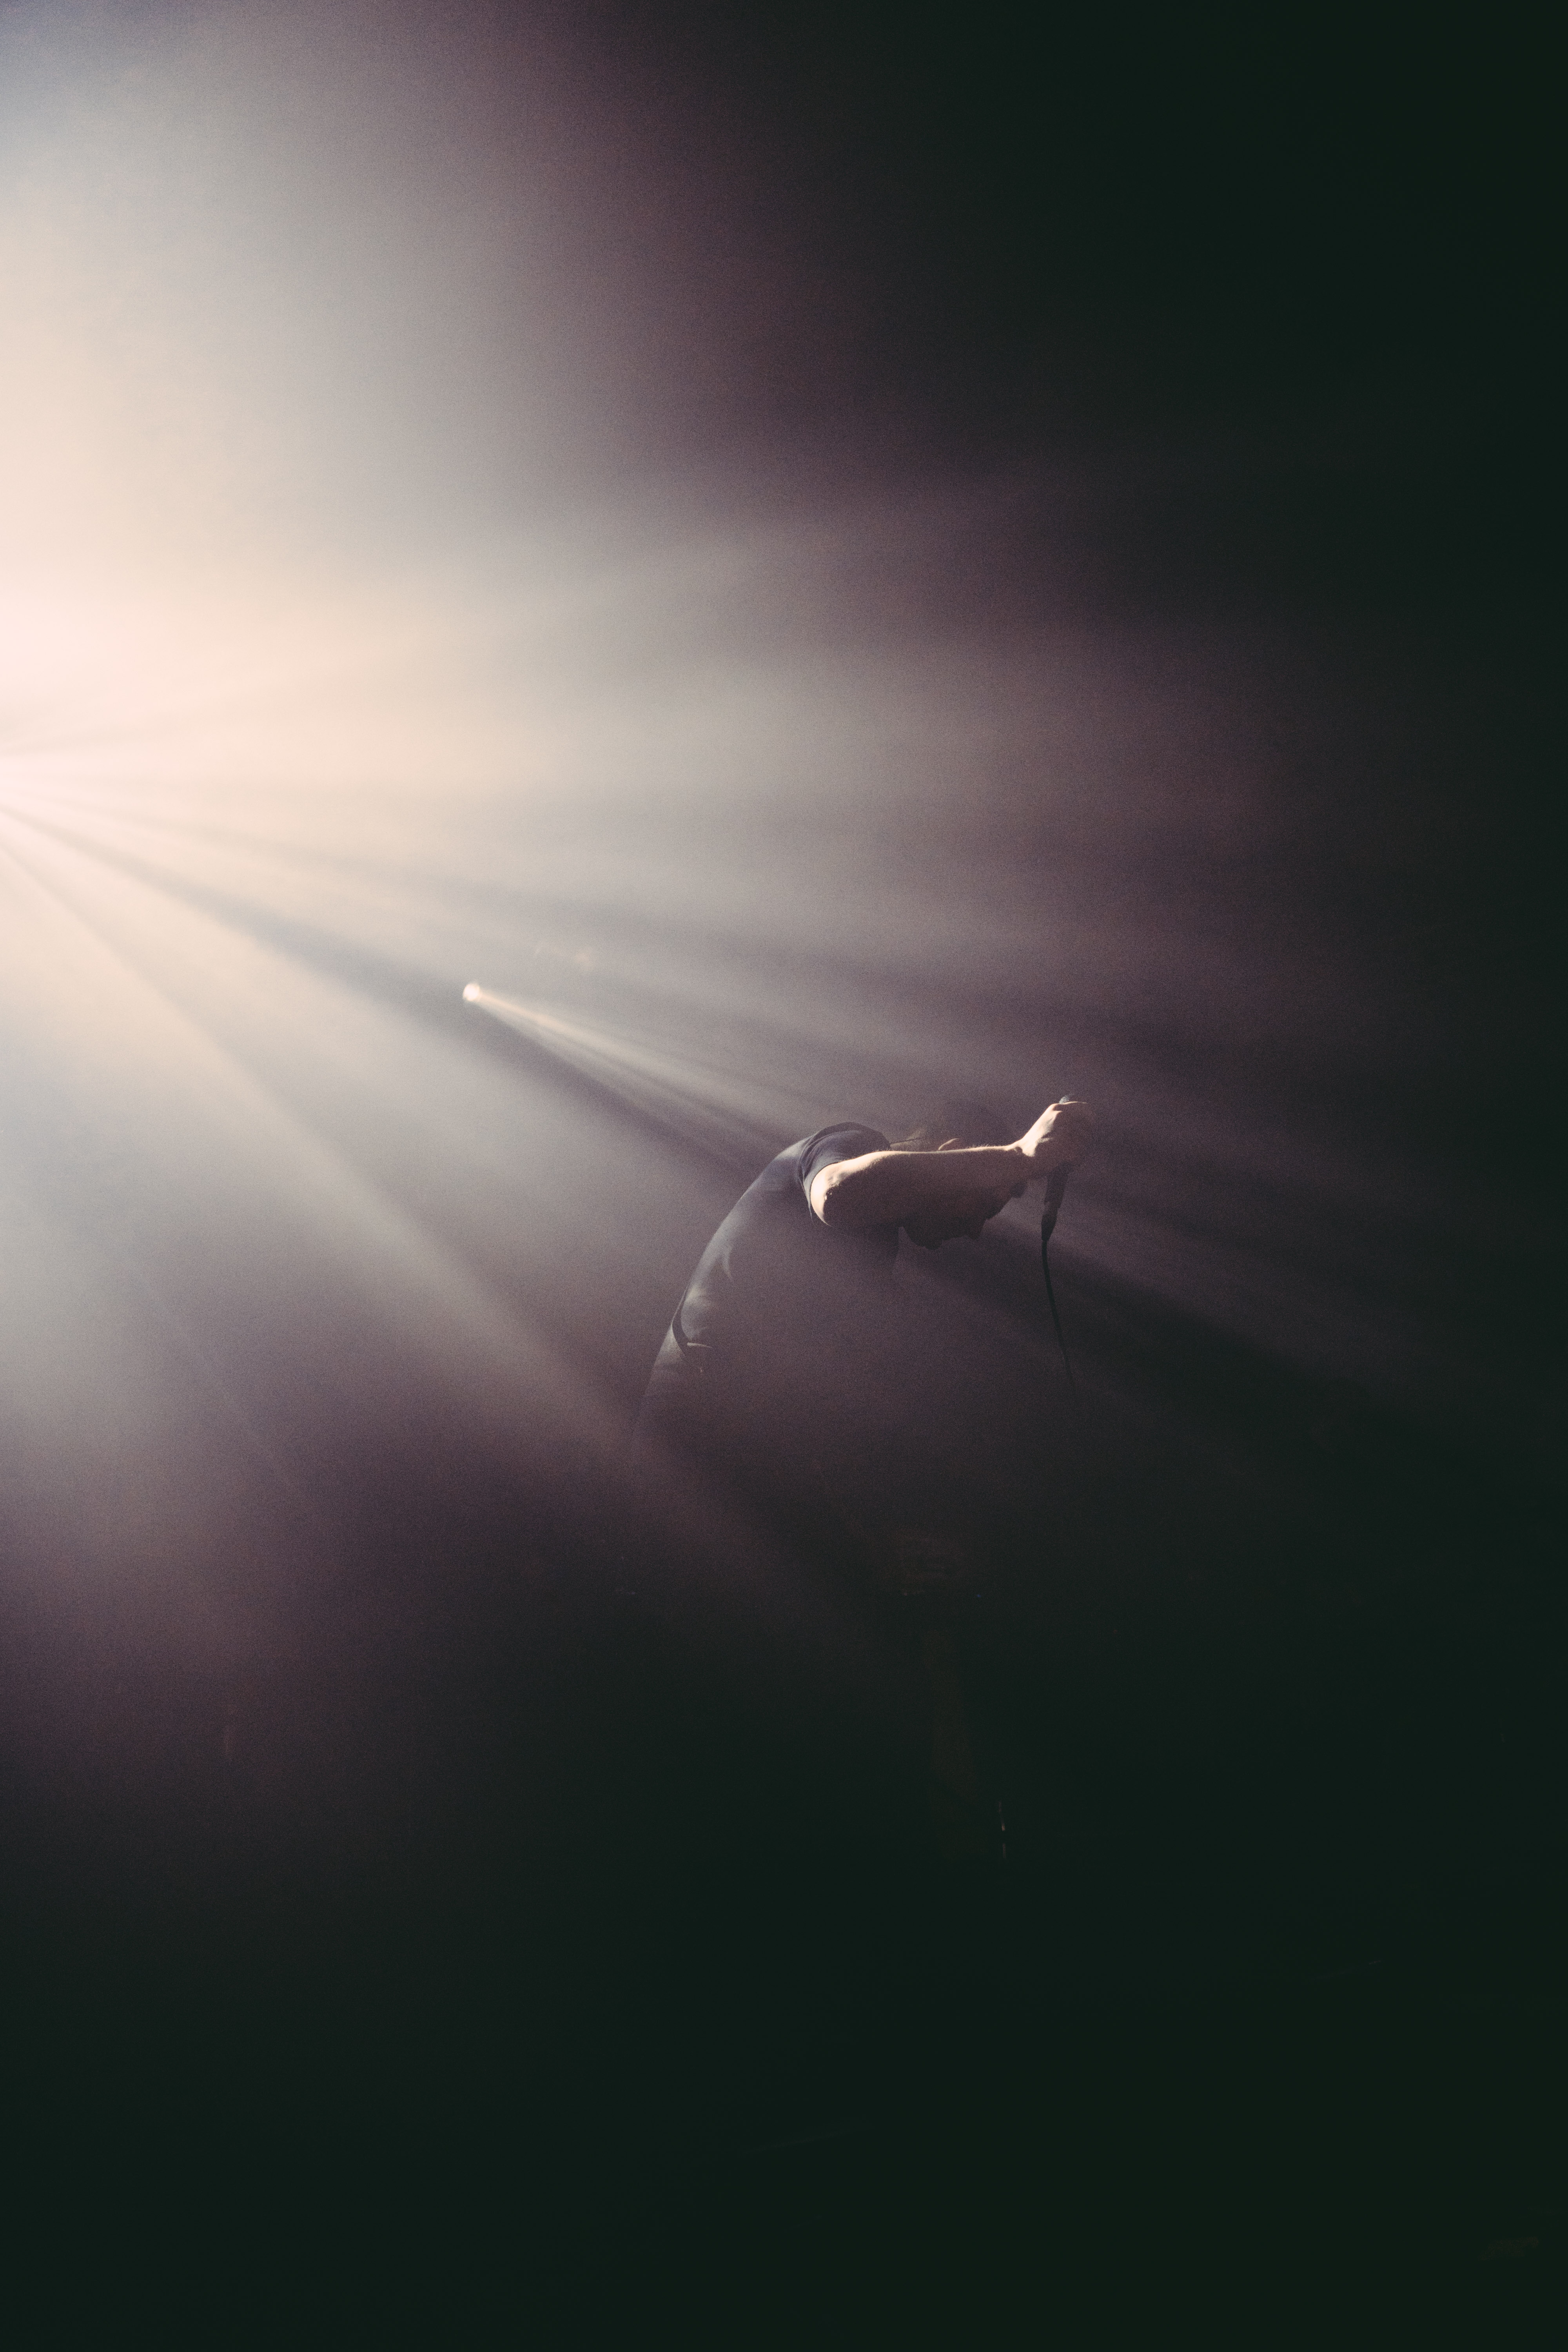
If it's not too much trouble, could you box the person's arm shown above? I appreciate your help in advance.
[809,1100,1093,1232]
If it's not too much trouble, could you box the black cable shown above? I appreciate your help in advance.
[1040,1166,1077,1394]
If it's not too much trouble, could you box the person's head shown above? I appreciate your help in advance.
[897,1099,1023,1249]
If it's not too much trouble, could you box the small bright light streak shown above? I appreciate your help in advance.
[459,984,788,1161]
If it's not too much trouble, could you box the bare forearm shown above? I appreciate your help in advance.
[811,1147,1024,1230]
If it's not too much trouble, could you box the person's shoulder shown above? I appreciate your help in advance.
[795,1121,889,1159]
[792,1123,890,1189]
[727,1125,887,1214]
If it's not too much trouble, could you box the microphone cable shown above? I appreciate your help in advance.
[1040,1163,1077,1394]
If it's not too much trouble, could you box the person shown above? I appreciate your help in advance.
[630,1091,1100,1882]
[635,1094,1093,1518]
[633,1095,1094,1857]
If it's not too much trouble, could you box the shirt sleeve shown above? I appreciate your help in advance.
[796,1123,891,1214]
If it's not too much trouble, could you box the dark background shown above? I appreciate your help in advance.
[1,0,1562,2331]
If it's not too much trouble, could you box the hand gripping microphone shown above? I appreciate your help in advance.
[1040,1161,1076,1392]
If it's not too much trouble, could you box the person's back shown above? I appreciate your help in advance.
[635,1122,902,1543]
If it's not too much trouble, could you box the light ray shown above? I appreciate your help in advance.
[0,0,1544,1681]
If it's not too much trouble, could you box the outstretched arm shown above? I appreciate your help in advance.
[809,1100,1094,1233]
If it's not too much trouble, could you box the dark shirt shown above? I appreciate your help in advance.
[636,1125,902,1534]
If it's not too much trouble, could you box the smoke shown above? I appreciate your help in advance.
[0,1,1554,1701]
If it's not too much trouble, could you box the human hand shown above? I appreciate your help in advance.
[1013,1098,1094,1178]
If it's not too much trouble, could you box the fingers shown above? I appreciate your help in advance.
[1018,1097,1094,1172]
[1048,1099,1095,1163]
